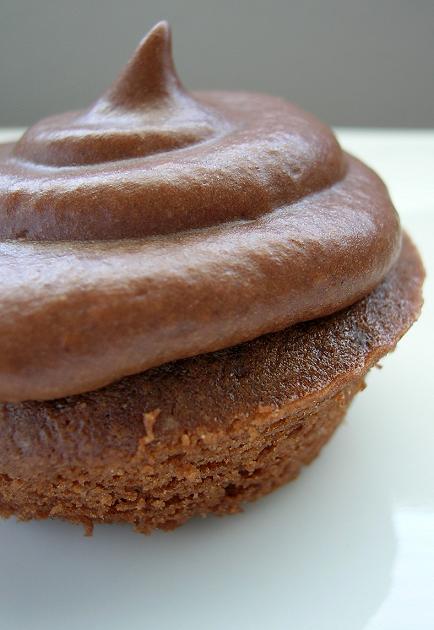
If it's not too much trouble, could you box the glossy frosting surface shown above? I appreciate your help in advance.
[0,22,401,401]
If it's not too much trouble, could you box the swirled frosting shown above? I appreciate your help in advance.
[0,21,401,401]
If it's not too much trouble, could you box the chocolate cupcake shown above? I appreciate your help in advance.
[0,22,424,533]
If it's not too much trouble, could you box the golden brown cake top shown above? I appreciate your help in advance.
[0,22,401,401]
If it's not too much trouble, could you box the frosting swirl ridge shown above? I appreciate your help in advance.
[0,22,401,401]
[1,22,344,241]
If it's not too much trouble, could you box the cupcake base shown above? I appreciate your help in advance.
[0,378,363,534]
[0,234,424,534]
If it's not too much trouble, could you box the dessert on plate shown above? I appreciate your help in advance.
[0,22,424,533]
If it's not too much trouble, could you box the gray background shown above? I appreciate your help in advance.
[1,0,433,128]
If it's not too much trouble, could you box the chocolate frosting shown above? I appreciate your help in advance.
[0,21,401,401]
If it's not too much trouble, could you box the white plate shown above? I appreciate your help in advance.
[1,129,433,630]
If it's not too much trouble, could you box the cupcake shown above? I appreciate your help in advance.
[0,22,424,534]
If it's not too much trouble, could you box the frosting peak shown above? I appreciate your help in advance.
[12,22,221,168]
[0,23,401,401]
[101,21,185,108]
